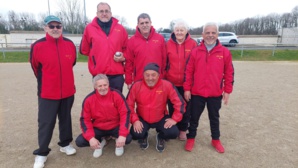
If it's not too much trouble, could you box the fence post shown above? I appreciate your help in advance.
[1,43,5,59]
[241,45,244,57]
[272,43,277,56]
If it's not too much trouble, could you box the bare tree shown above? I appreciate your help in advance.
[0,14,9,33]
[56,0,85,34]
[18,13,43,31]
[291,6,298,27]
[8,11,21,30]
[113,15,129,28]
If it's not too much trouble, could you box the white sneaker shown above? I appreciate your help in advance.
[93,139,106,158]
[33,155,47,168]
[115,147,124,156]
[60,144,76,155]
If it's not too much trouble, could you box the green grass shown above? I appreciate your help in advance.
[231,50,298,61]
[0,51,88,62]
[0,50,297,62]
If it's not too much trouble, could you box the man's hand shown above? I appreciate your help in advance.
[116,136,126,147]
[133,120,143,133]
[184,91,191,102]
[223,92,230,105]
[164,118,177,129]
[113,52,126,62]
[89,137,100,149]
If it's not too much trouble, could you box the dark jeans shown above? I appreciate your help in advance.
[75,127,132,147]
[33,95,74,156]
[167,86,190,131]
[130,116,179,140]
[187,95,222,140]
[107,74,124,93]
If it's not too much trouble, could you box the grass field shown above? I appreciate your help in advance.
[0,49,297,62]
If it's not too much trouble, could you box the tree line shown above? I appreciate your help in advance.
[0,0,297,35]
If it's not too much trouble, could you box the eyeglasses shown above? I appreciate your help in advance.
[97,10,110,14]
[48,25,62,29]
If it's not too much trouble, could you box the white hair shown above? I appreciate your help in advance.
[92,74,109,86]
[203,22,219,32]
[173,19,189,31]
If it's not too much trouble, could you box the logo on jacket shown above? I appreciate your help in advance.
[216,55,223,59]
[156,90,163,94]
[152,40,159,43]
[65,55,73,59]
[115,29,121,32]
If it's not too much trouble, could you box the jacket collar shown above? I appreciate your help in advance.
[45,33,63,42]
[95,87,111,98]
[135,26,156,40]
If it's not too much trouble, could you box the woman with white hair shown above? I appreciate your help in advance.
[165,19,197,140]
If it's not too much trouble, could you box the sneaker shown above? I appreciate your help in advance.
[178,131,187,141]
[138,135,149,150]
[185,138,195,151]
[60,144,76,155]
[33,155,47,168]
[93,139,106,158]
[115,147,124,156]
[211,139,225,153]
[156,133,165,152]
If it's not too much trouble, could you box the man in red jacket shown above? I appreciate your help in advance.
[125,13,167,89]
[126,63,185,152]
[30,15,76,168]
[75,74,131,157]
[80,2,128,92]
[184,22,234,153]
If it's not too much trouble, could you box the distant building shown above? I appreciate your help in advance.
[0,31,82,48]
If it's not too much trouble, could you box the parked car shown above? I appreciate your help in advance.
[197,32,239,47]
[159,33,171,42]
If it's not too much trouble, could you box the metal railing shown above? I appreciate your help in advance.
[1,42,298,59]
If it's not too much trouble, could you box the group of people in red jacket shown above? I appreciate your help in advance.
[30,2,234,168]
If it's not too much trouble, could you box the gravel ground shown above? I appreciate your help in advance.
[0,61,297,168]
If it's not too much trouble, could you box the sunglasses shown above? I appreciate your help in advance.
[48,25,62,29]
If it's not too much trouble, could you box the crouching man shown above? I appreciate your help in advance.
[126,63,185,152]
[75,74,132,157]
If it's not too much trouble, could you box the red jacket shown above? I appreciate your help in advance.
[165,33,197,86]
[125,26,167,85]
[184,40,234,97]
[30,33,76,99]
[126,78,185,124]
[80,88,131,141]
[80,17,128,76]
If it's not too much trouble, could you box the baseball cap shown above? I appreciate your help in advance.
[44,15,61,24]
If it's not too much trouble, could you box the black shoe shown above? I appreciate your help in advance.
[156,133,165,152]
[138,136,149,150]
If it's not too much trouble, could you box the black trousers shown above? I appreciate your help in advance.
[167,86,190,131]
[130,116,179,140]
[187,95,222,140]
[75,127,132,147]
[33,95,74,156]
[107,74,124,93]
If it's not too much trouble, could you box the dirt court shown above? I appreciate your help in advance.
[0,61,297,168]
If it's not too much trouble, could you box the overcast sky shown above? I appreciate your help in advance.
[0,0,297,29]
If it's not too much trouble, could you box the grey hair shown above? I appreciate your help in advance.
[173,19,189,31]
[203,22,219,33]
[97,2,111,11]
[92,74,109,85]
[137,13,151,23]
